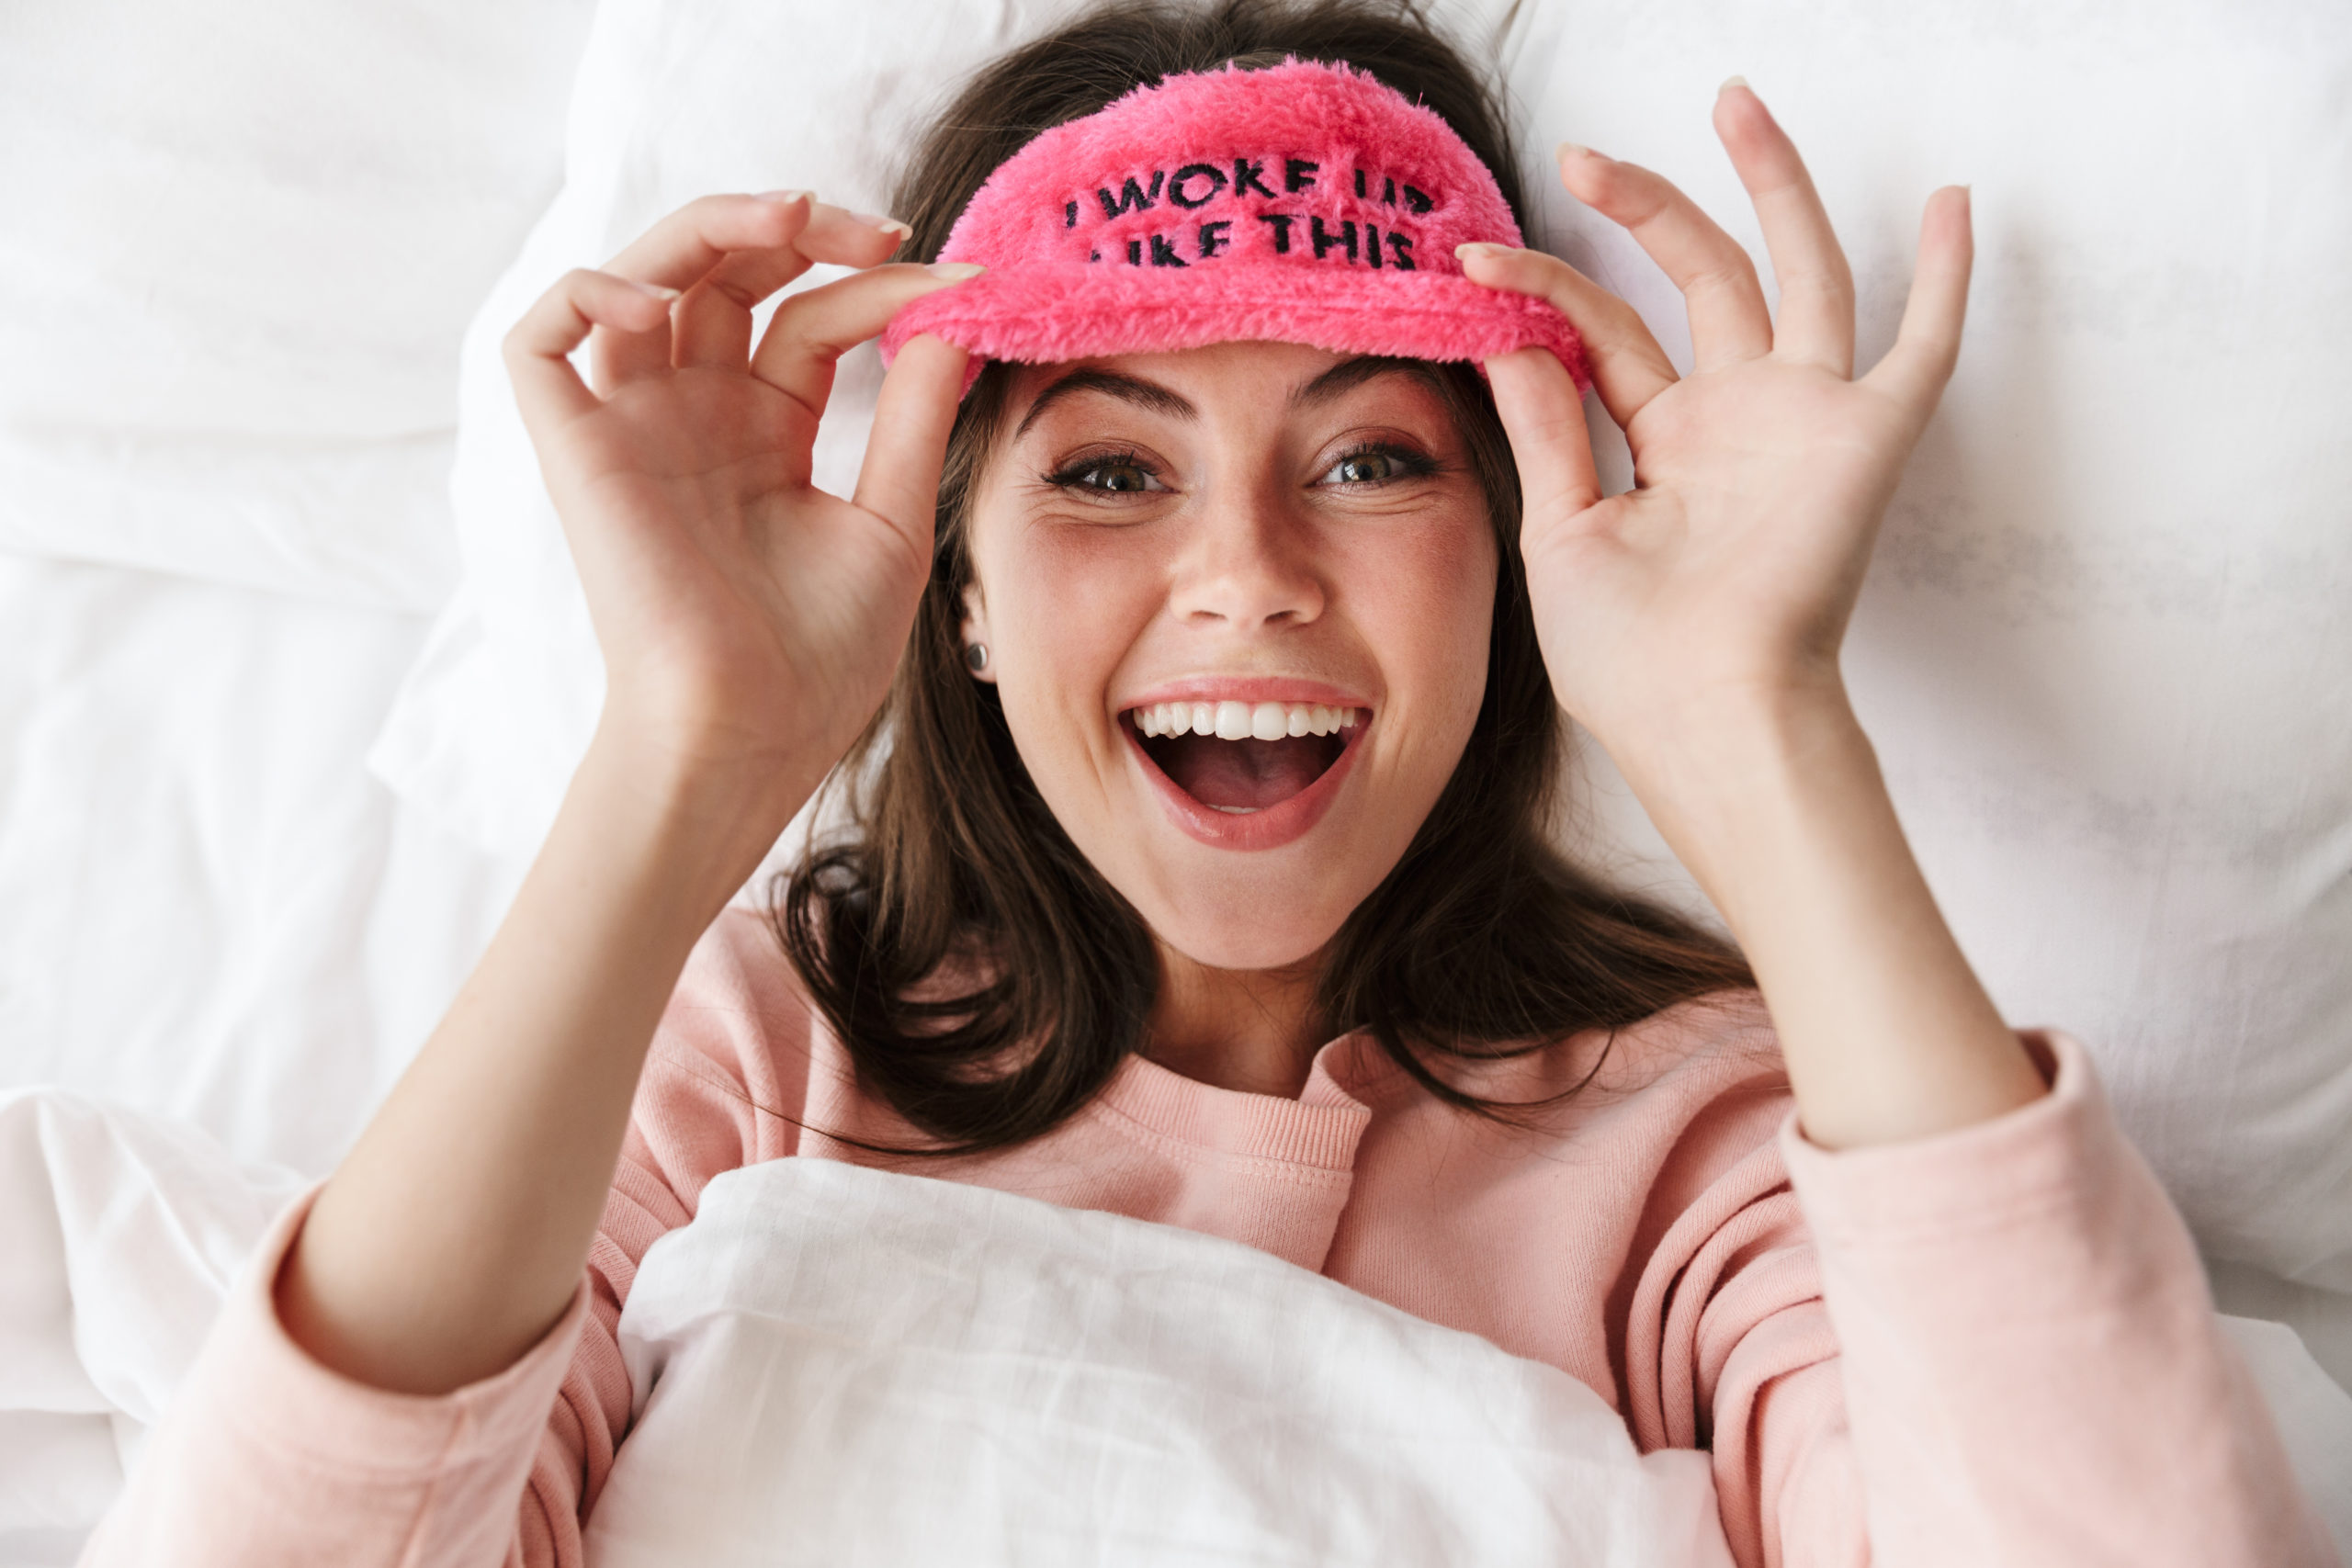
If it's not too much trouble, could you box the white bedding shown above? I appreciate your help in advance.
[2,0,2349,1559]
[0,554,521,1179]
[595,1159,1737,1568]
[5,1105,2345,1565]
[0,1090,301,1565]
[0,0,596,611]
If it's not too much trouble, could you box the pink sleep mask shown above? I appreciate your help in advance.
[880,57,1589,390]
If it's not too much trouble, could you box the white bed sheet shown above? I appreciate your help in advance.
[0,1089,303,1567]
[0,553,523,1179]
[0,0,598,612]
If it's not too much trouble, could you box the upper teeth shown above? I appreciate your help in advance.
[1129,700,1361,739]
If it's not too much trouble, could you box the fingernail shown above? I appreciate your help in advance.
[854,212,916,240]
[628,280,681,300]
[754,188,809,205]
[1454,242,1501,262]
[1719,74,1750,93]
[927,261,985,279]
[1556,141,1605,164]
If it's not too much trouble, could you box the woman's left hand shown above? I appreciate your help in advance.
[1463,82,1972,768]
[1464,85,2049,1153]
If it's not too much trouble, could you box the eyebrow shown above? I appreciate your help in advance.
[1011,355,1445,442]
[1012,370,1196,440]
[1293,355,1449,411]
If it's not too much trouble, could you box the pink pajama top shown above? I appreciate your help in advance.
[83,909,2335,1566]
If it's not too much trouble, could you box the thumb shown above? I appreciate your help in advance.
[1486,346,1603,538]
[852,333,970,561]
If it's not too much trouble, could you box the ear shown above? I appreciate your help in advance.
[959,582,998,684]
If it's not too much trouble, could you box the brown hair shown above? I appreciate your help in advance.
[773,0,1753,1153]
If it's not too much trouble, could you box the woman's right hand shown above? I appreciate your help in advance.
[276,198,975,1401]
[505,192,977,829]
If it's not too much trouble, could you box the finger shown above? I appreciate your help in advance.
[602,190,820,288]
[1557,142,1773,370]
[1457,243,1679,430]
[589,309,673,392]
[503,267,678,440]
[1713,82,1856,375]
[673,201,918,368]
[590,192,812,387]
[749,262,983,416]
[696,201,916,300]
[853,333,969,559]
[1484,345,1604,531]
[1861,186,1973,415]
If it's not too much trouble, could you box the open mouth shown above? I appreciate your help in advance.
[1125,700,1362,815]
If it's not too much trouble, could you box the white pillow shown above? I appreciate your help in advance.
[0,0,596,609]
[594,1156,1736,1568]
[368,0,2352,1316]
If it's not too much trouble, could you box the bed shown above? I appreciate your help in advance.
[2,0,2346,1561]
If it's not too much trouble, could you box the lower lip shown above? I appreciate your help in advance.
[1123,716,1370,852]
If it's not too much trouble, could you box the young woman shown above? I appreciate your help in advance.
[85,2,2331,1564]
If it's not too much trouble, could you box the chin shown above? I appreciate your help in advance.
[1135,875,1367,972]
[1099,793,1425,976]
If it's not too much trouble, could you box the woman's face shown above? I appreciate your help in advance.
[963,341,1497,971]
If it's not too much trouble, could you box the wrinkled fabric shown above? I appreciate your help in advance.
[588,1157,1736,1567]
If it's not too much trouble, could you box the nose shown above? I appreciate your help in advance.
[1165,479,1327,630]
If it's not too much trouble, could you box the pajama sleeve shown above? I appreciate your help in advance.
[1679,1030,2338,1568]
[76,915,812,1568]
[73,1180,592,1568]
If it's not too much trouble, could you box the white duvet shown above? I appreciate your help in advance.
[594,1158,1737,1568]
[0,1091,301,1566]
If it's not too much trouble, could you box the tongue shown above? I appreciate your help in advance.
[1156,734,1332,811]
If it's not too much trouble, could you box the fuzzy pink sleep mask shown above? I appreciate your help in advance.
[880,57,1589,391]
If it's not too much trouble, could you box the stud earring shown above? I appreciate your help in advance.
[965,642,989,672]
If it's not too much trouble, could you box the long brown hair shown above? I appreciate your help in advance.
[773,0,1753,1154]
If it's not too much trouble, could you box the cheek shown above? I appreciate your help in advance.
[1356,509,1498,733]
[970,517,1159,773]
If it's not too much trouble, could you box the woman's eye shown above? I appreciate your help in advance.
[1090,462,1158,492]
[1057,458,1164,493]
[1318,448,1423,486]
